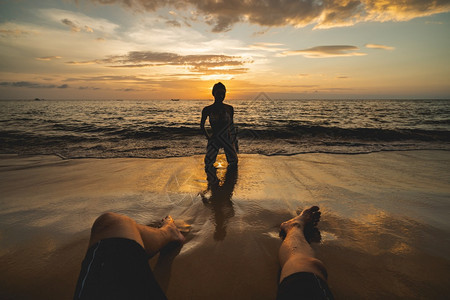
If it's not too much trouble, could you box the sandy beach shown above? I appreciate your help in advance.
[0,151,449,299]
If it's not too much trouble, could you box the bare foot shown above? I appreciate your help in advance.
[160,216,186,244]
[279,206,321,241]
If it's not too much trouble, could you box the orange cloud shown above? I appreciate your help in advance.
[61,18,81,32]
[280,45,366,58]
[67,50,253,75]
[248,43,286,52]
[0,28,30,37]
[365,43,395,50]
[83,0,450,32]
[0,81,69,89]
[35,56,62,61]
[61,18,95,33]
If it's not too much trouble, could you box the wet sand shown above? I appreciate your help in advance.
[0,151,449,299]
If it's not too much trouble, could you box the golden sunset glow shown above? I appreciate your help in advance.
[0,0,449,99]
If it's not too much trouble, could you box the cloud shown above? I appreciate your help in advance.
[280,45,366,58]
[365,43,395,50]
[35,56,62,61]
[67,75,171,89]
[248,43,286,52]
[166,20,181,27]
[61,18,81,32]
[79,86,101,90]
[41,8,119,34]
[116,88,140,92]
[252,29,271,36]
[66,60,98,65]
[0,23,37,37]
[67,75,151,82]
[67,50,253,74]
[0,29,30,37]
[0,81,67,89]
[61,18,96,33]
[82,0,450,32]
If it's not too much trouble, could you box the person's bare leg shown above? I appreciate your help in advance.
[137,216,185,257]
[279,206,327,283]
[89,212,185,257]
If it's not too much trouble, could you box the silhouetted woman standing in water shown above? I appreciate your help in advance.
[200,82,238,168]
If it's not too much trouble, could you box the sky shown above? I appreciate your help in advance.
[0,0,449,100]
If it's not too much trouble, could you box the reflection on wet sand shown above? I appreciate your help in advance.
[318,212,450,299]
[200,164,238,240]
[0,152,449,299]
[0,233,88,300]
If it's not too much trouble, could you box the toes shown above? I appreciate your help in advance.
[308,207,320,219]
[309,206,320,212]
[159,215,173,227]
[312,212,321,225]
[304,227,322,244]
[313,211,321,220]
[299,206,320,215]
[174,220,191,233]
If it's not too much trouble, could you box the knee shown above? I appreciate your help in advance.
[91,212,134,236]
[282,256,328,282]
[306,257,328,280]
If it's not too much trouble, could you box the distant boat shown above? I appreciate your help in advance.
[171,98,180,101]
[34,98,42,101]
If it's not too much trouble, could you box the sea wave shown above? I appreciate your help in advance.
[1,99,449,158]
[1,124,449,159]
[2,124,449,143]
[237,125,450,142]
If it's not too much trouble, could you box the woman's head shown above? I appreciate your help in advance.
[212,82,226,102]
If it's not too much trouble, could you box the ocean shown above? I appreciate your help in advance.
[1,98,449,158]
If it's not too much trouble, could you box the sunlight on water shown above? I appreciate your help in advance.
[0,99,448,158]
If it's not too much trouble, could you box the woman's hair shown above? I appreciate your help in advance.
[212,82,226,96]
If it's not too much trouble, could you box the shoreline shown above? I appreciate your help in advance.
[1,147,449,161]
